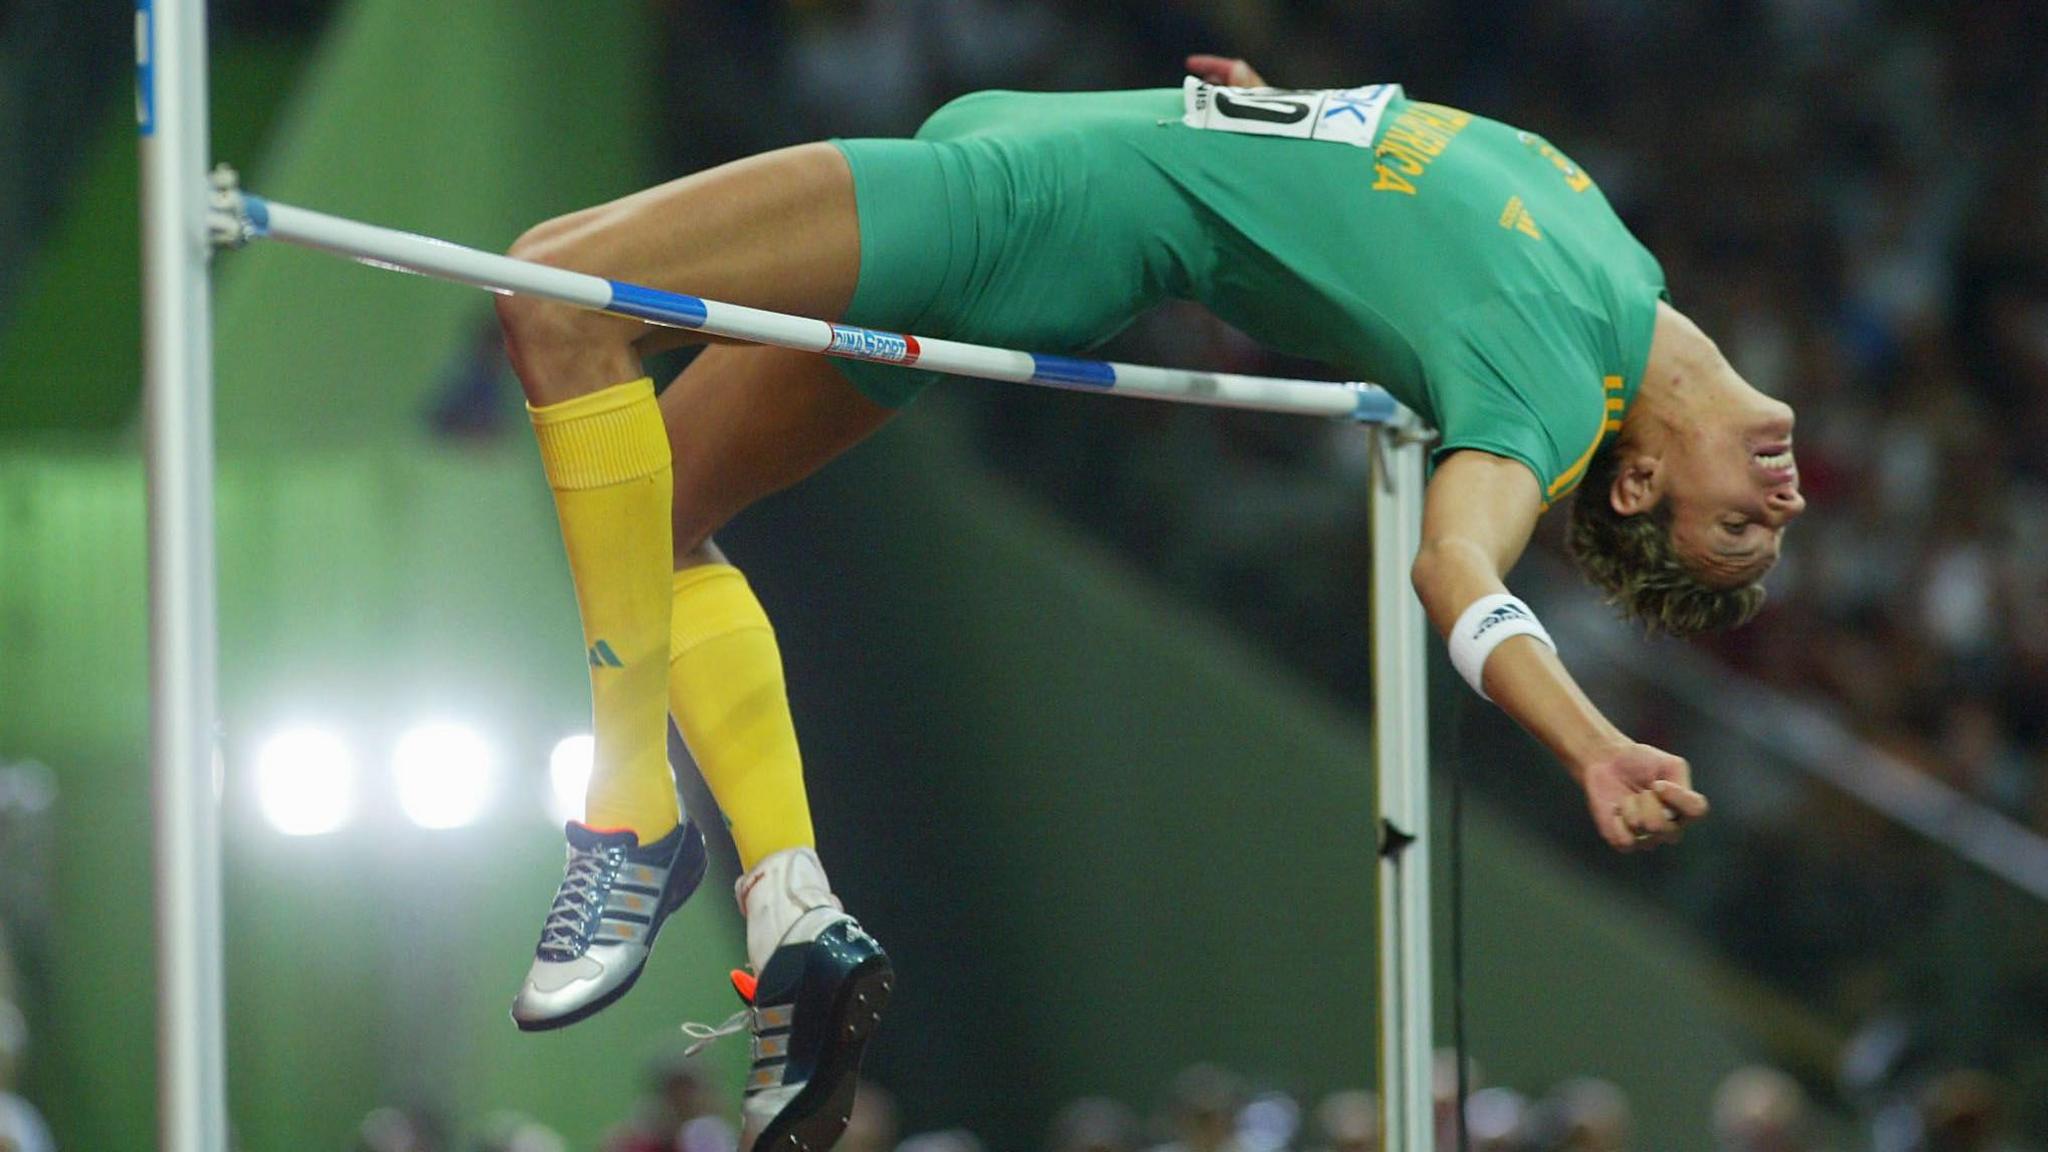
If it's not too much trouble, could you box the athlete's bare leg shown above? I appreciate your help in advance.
[495,142,865,406]
[494,141,893,556]
[659,343,896,566]
[505,143,896,1152]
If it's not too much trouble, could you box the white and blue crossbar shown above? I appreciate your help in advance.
[205,173,1436,1152]
[213,186,1415,429]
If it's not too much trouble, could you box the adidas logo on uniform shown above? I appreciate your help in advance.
[587,640,623,668]
[1499,195,1542,239]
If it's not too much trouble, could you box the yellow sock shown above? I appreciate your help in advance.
[668,564,815,870]
[529,378,679,842]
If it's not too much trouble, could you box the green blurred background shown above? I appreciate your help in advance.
[4,1,2047,1151]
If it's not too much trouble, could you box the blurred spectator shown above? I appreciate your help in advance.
[1540,1079,1632,1152]
[428,320,515,442]
[0,1001,52,1152]
[1711,1066,1814,1152]
[898,1129,987,1152]
[0,764,55,952]
[1308,1090,1379,1152]
[781,0,950,139]
[1435,1050,1481,1152]
[1920,1070,2025,1152]
[1235,1090,1302,1152]
[603,1050,731,1152]
[467,1112,565,1152]
[1148,1065,1247,1152]
[841,1079,899,1152]
[0,928,14,1031]
[355,1105,449,1152]
[1464,1088,1529,1152]
[1050,1096,1143,1152]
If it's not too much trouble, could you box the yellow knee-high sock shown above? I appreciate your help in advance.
[529,378,679,841]
[668,564,815,870]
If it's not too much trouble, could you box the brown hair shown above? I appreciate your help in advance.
[1565,443,1767,637]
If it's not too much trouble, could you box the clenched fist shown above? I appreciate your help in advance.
[1578,741,1708,853]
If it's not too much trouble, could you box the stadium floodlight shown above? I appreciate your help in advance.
[254,727,356,836]
[391,722,495,830]
[548,733,594,824]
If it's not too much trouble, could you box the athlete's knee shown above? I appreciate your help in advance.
[668,454,755,559]
[670,497,729,561]
[675,537,727,571]
[497,223,596,346]
[495,220,641,397]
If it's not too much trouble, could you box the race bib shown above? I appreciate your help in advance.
[1181,78,1402,149]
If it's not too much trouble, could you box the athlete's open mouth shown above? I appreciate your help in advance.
[1753,443,1797,484]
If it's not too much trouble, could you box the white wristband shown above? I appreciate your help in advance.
[1448,594,1555,702]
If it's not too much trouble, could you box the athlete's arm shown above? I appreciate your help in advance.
[1412,449,1708,852]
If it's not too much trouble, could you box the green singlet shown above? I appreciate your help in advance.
[830,85,1667,505]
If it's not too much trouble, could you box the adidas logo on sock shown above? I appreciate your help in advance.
[587,640,623,668]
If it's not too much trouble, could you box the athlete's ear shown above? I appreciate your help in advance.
[1609,450,1659,516]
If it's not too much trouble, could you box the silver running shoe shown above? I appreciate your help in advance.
[683,910,893,1152]
[512,819,708,1031]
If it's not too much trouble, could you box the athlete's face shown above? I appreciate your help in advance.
[1659,395,1807,587]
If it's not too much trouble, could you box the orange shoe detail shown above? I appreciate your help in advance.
[730,968,758,1004]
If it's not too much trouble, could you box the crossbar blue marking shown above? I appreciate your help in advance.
[1029,355,1117,388]
[243,194,271,233]
[1351,388,1398,424]
[607,281,709,328]
[135,0,156,137]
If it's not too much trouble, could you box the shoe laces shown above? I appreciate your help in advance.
[679,969,759,1057]
[679,1009,751,1058]
[537,841,622,959]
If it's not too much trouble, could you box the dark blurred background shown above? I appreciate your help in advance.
[3,1,2047,1151]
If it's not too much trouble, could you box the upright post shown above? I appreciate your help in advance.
[1370,426,1432,1152]
[138,0,228,1150]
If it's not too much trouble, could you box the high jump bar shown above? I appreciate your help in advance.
[206,171,1426,432]
[202,170,1438,1152]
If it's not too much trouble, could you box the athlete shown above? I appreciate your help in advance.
[498,56,1805,1152]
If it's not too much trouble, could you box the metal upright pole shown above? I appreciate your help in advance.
[138,0,228,1149]
[1370,427,1432,1152]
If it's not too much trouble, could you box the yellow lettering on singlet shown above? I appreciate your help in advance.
[1369,102,1475,195]
[1382,124,1450,158]
[1405,103,1473,131]
[1380,141,1429,175]
[1373,163,1417,195]
[1520,133,1597,193]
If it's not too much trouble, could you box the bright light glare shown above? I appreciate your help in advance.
[548,733,594,823]
[392,722,495,830]
[255,728,356,836]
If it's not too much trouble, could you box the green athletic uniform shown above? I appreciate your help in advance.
[831,85,1667,505]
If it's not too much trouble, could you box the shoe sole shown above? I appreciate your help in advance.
[512,837,710,1034]
[750,954,895,1152]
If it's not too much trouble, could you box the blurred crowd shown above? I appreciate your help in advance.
[0,982,55,1152]
[645,0,2048,1141]
[0,764,54,1152]
[7,0,2048,1148]
[657,0,2048,841]
[344,1051,2044,1152]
